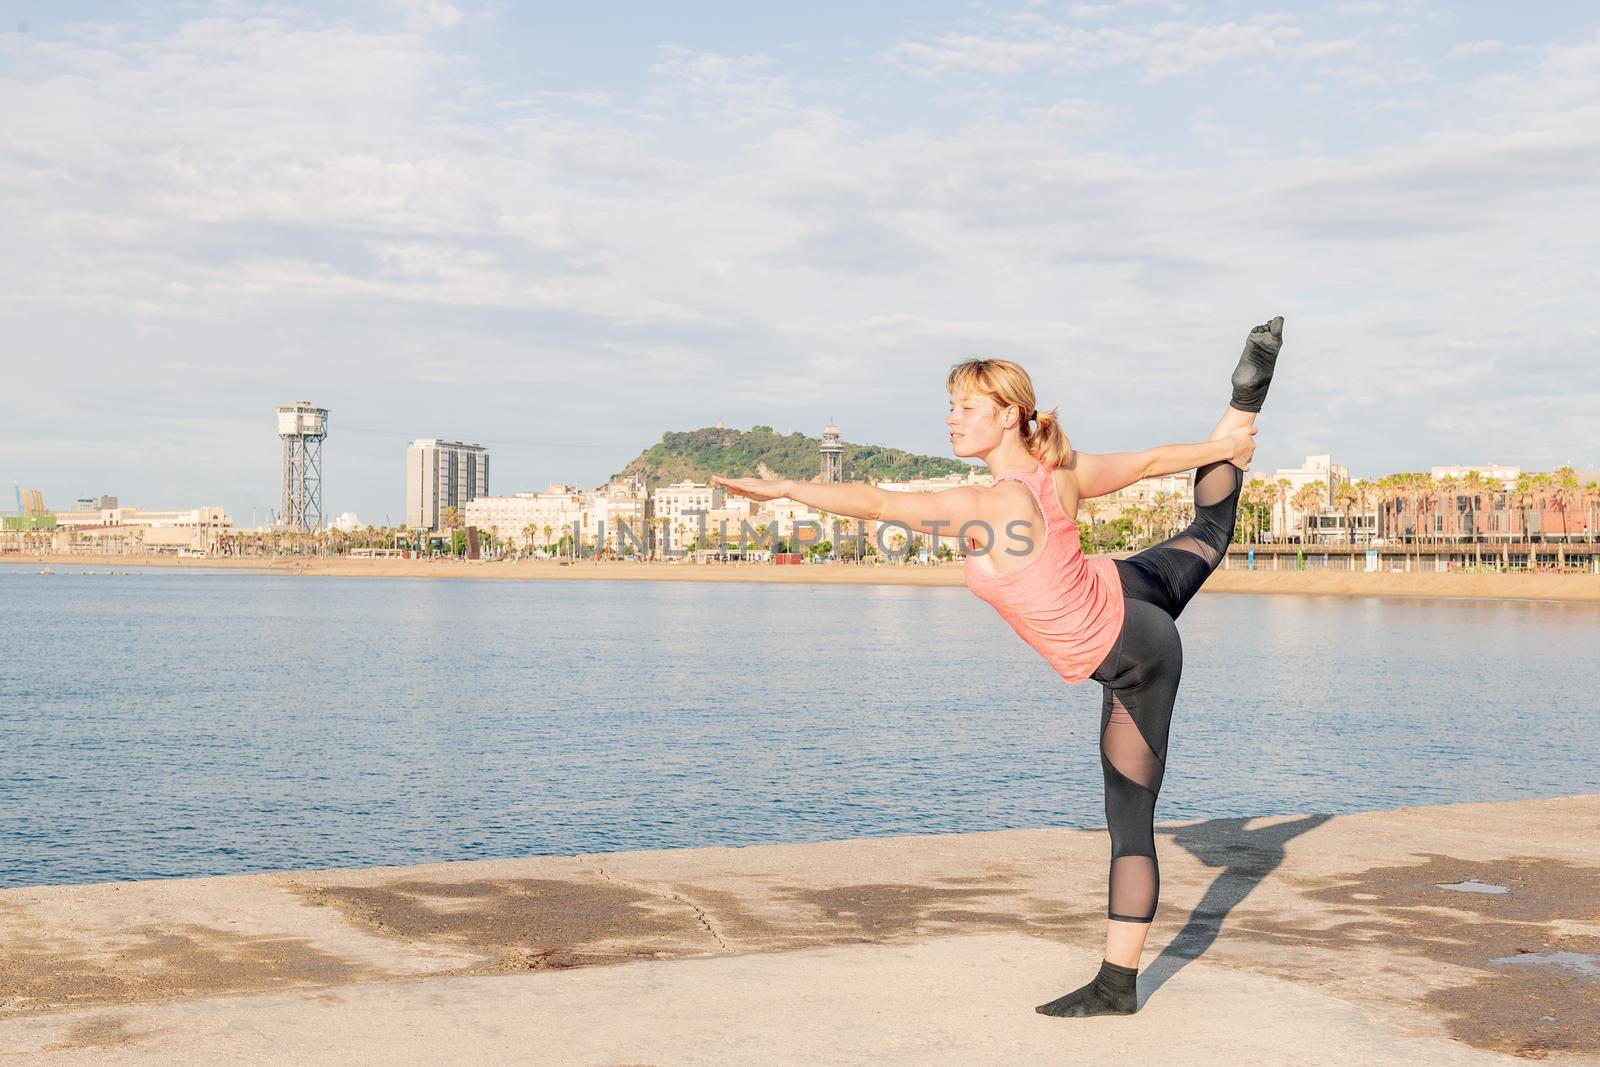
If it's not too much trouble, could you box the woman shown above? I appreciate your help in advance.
[713,317,1283,1018]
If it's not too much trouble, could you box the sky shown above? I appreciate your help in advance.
[2,1,1596,526]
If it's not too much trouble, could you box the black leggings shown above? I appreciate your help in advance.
[1089,459,1242,923]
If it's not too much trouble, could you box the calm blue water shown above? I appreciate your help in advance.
[2,565,1598,888]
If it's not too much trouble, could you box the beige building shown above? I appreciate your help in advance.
[462,477,652,557]
[1091,471,1195,524]
[652,481,726,555]
[1431,464,1520,484]
[53,505,233,554]
[405,439,489,531]
[1268,454,1351,542]
[579,476,650,557]
[463,485,582,552]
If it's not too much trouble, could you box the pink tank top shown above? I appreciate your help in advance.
[963,458,1125,685]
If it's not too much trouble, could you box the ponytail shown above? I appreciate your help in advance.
[1024,407,1072,469]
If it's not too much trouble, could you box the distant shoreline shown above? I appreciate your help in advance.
[6,553,1600,603]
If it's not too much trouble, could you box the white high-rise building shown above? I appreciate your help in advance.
[405,439,489,530]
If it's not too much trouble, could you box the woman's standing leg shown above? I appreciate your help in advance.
[1036,600,1181,1017]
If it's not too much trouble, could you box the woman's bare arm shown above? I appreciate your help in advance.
[1145,439,1234,478]
[1068,450,1153,500]
[1071,436,1243,499]
[774,479,989,537]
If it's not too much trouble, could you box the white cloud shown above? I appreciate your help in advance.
[1,6,1596,521]
[1448,39,1501,60]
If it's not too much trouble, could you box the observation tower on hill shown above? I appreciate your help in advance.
[819,418,844,483]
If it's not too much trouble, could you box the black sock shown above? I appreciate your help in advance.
[1229,315,1285,413]
[1034,958,1138,1017]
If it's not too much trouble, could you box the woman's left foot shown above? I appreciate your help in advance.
[1035,959,1138,1017]
[1229,315,1285,413]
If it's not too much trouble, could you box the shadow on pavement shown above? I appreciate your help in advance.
[1140,813,1335,1006]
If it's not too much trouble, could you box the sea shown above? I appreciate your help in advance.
[3,565,1597,888]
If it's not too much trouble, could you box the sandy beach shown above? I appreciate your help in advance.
[6,552,1600,602]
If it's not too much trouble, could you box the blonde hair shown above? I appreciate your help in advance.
[945,358,1072,469]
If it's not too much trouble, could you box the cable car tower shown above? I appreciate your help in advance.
[276,402,329,532]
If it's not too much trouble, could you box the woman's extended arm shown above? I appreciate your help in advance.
[782,480,989,537]
[713,476,987,537]
[769,479,881,520]
[1072,430,1253,499]
[1145,439,1235,478]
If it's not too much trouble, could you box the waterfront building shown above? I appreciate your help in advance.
[1268,454,1351,542]
[404,439,489,530]
[463,484,581,553]
[579,476,649,557]
[53,504,233,553]
[1092,471,1195,525]
[651,481,725,556]
[1432,464,1521,482]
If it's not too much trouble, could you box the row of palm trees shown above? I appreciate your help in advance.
[1084,465,1599,550]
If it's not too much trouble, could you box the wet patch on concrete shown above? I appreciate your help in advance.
[41,1013,151,1051]
[291,877,716,971]
[1491,950,1600,979]
[0,921,380,1017]
[1233,853,1600,1059]
[1437,879,1509,895]
[771,883,1096,945]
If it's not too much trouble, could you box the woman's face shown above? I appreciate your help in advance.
[947,390,1006,457]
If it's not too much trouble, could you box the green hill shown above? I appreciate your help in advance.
[617,425,978,489]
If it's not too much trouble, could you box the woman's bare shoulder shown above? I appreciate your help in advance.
[1051,464,1082,518]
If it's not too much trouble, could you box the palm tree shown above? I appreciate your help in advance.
[1080,497,1102,531]
[1553,465,1580,543]
[1461,470,1485,550]
[1512,472,1536,545]
[1334,482,1359,546]
[1436,473,1460,545]
[1586,481,1600,548]
[1292,482,1325,545]
[1238,479,1269,545]
[1271,478,1293,543]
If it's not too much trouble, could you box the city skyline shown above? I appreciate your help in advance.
[3,3,1597,523]
[9,406,1595,530]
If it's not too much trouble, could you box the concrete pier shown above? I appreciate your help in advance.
[2,794,1597,1064]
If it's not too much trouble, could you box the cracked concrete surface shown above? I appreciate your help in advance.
[1,794,1596,1064]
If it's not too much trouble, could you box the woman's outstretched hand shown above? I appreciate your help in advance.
[711,475,791,502]
[1225,426,1258,471]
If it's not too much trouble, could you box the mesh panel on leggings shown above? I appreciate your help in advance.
[1104,693,1163,922]
[1110,856,1159,922]
[1157,533,1218,567]
[1194,461,1241,509]
[1104,694,1163,791]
